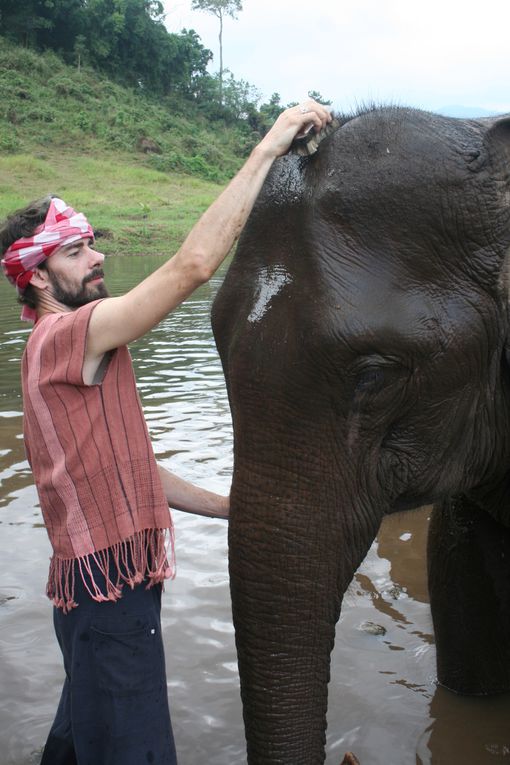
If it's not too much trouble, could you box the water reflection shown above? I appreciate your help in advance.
[0,255,509,764]
[420,687,510,762]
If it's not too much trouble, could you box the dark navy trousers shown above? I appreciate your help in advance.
[40,571,177,765]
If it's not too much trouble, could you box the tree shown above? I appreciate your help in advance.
[220,71,259,122]
[260,92,283,121]
[74,34,87,72]
[0,0,78,50]
[190,0,242,103]
[170,29,212,97]
[307,89,332,106]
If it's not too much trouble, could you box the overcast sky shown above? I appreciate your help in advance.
[162,0,509,116]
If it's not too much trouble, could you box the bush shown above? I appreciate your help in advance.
[0,131,21,153]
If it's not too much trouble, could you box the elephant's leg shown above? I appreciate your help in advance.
[427,496,510,694]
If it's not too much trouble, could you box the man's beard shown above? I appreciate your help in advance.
[49,267,109,308]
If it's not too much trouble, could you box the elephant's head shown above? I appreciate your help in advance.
[212,107,510,764]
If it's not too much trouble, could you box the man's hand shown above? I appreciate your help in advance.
[257,99,333,159]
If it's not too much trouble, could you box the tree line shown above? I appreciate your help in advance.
[0,0,330,132]
[0,1,211,97]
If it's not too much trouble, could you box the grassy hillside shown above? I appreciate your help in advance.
[0,39,254,255]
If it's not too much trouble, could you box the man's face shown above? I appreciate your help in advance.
[45,239,109,307]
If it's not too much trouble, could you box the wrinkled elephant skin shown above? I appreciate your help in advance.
[212,107,510,764]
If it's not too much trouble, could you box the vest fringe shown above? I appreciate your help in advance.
[47,526,176,613]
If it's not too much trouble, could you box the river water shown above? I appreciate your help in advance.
[1,255,509,765]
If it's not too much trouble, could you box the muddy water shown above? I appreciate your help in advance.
[0,255,509,765]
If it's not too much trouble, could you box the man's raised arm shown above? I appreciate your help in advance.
[86,100,332,361]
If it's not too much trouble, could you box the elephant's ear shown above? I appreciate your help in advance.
[492,117,510,364]
[480,113,510,176]
[483,116,510,426]
[480,115,510,306]
[486,114,510,306]
[496,117,510,490]
[461,116,510,524]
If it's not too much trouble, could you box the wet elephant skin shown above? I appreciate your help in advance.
[212,107,510,764]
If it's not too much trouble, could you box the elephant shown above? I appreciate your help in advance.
[211,106,510,764]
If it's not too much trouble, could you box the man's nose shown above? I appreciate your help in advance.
[88,245,105,265]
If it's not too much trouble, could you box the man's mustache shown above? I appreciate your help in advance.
[83,268,105,284]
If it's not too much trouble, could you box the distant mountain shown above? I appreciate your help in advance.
[436,105,503,118]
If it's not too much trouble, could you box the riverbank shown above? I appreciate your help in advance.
[0,151,224,255]
[0,39,250,255]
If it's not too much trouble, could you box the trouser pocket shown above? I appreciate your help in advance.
[90,615,165,695]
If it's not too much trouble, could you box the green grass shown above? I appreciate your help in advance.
[0,39,261,255]
[0,152,223,255]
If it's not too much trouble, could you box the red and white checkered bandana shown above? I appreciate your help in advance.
[1,197,94,322]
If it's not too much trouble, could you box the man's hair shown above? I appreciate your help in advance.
[0,194,55,310]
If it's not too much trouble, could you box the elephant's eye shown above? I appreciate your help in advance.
[352,356,409,399]
[355,366,386,393]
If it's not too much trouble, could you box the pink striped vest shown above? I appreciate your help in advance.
[21,300,175,612]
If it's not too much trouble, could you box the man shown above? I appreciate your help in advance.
[0,101,332,764]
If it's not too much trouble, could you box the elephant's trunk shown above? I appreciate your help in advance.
[229,505,337,763]
[228,457,378,764]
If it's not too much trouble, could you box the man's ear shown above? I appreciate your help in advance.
[29,266,49,290]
